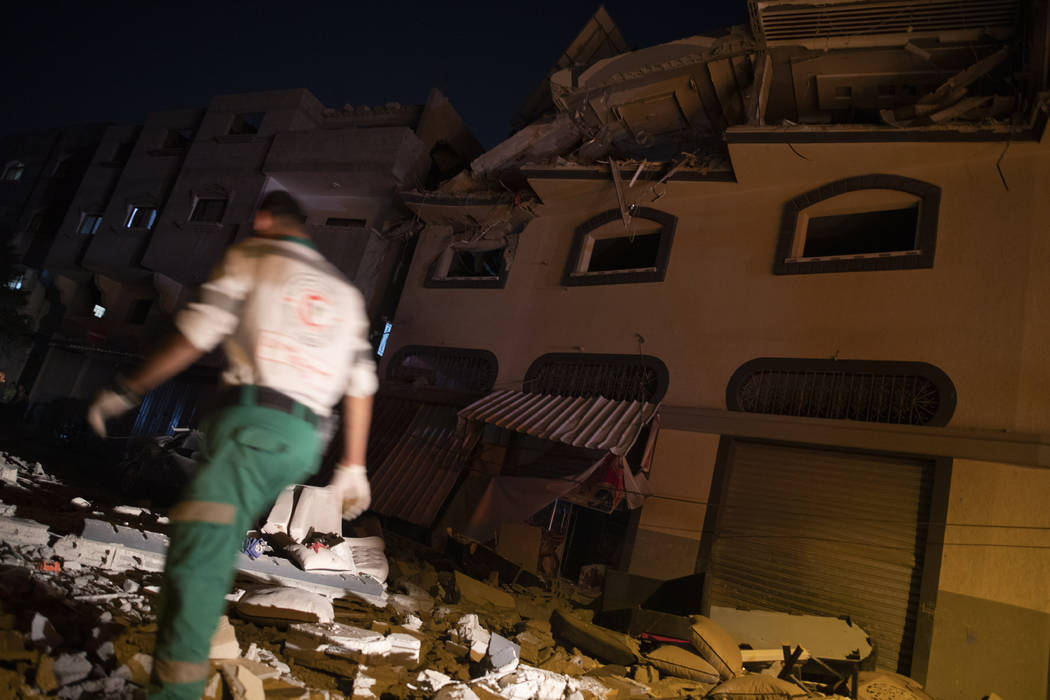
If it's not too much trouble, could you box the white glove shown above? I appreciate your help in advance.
[86,385,140,437]
[329,464,371,520]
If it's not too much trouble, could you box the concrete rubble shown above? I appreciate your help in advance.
[0,448,944,699]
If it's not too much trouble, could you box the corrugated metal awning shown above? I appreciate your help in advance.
[368,395,482,526]
[457,390,658,455]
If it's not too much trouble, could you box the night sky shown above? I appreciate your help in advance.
[4,1,746,149]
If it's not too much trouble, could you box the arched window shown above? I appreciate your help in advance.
[726,357,956,426]
[563,207,676,286]
[386,345,497,394]
[774,174,940,275]
[525,352,669,403]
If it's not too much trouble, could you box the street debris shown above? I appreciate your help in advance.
[0,448,945,699]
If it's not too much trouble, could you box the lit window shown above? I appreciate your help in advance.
[563,208,676,286]
[2,161,25,182]
[189,197,227,223]
[78,214,103,235]
[92,305,106,318]
[125,206,158,230]
[228,112,264,136]
[6,273,24,290]
[377,322,393,357]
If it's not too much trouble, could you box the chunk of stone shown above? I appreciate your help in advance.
[388,632,421,665]
[209,615,240,659]
[452,614,491,663]
[434,683,481,700]
[0,630,36,662]
[54,651,92,686]
[36,653,59,692]
[30,613,62,650]
[488,633,520,673]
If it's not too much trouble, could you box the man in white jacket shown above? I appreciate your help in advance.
[87,190,376,699]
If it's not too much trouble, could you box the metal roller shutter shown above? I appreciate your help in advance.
[707,440,932,673]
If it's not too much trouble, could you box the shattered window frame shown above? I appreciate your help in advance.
[425,241,510,289]
[563,207,677,286]
[774,175,941,275]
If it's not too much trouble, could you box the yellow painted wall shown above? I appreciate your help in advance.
[389,139,1050,433]
[627,429,720,579]
[939,459,1050,612]
[924,459,1050,698]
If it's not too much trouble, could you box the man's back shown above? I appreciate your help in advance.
[175,236,377,417]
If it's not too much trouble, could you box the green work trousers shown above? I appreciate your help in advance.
[149,405,320,699]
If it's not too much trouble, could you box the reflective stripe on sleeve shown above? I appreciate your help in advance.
[169,500,236,525]
[153,658,211,684]
[198,288,243,314]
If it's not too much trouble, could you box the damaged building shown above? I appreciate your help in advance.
[2,1,1050,699]
[3,87,481,435]
[368,2,1050,699]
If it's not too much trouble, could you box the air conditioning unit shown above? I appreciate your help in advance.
[749,0,1019,48]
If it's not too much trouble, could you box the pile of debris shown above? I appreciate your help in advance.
[0,451,935,699]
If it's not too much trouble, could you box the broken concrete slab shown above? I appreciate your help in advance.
[455,571,516,609]
[0,516,50,547]
[470,113,581,176]
[551,609,639,666]
[709,605,872,662]
[236,586,335,625]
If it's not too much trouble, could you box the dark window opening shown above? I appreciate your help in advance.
[112,142,134,162]
[803,206,919,258]
[564,207,676,286]
[228,112,264,136]
[588,233,662,272]
[162,129,190,150]
[78,214,103,235]
[129,299,153,325]
[53,155,78,178]
[835,86,852,98]
[326,217,367,227]
[189,197,227,223]
[775,175,940,275]
[447,248,504,277]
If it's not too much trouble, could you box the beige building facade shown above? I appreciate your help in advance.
[373,2,1050,696]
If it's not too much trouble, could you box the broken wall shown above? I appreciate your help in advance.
[923,459,1050,700]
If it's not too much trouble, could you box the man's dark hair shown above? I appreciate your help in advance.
[258,190,307,224]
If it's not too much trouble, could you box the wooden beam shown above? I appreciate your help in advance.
[746,53,773,126]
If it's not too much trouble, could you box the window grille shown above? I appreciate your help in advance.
[386,345,497,394]
[727,358,956,426]
[525,353,669,403]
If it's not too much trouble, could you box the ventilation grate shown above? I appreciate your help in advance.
[752,0,1019,44]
